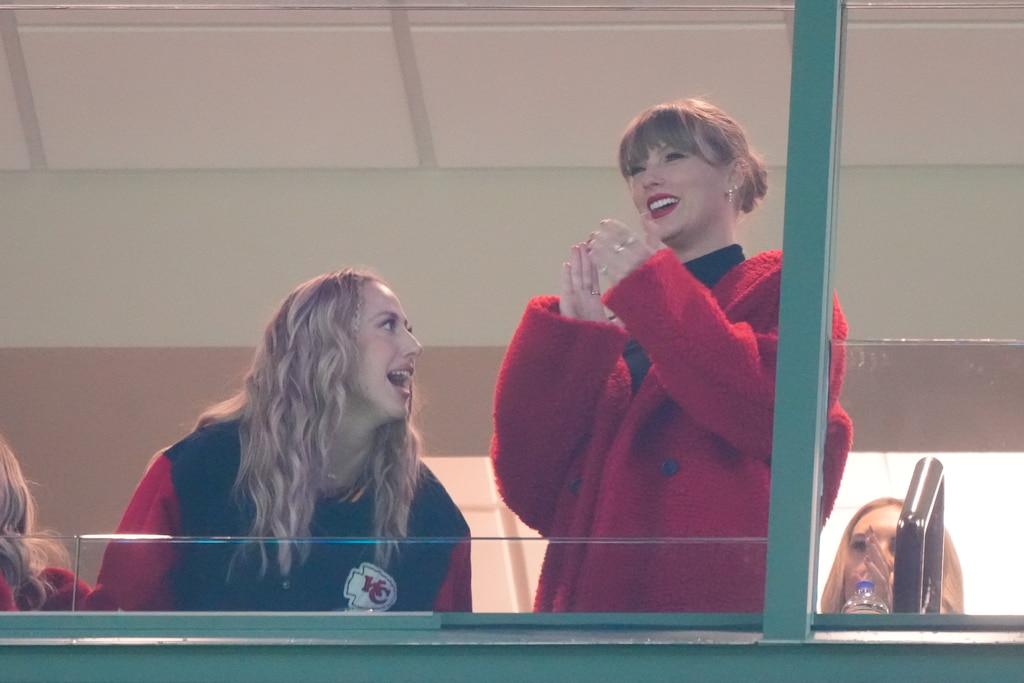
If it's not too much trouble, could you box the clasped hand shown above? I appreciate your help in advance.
[858,526,895,610]
[559,216,662,322]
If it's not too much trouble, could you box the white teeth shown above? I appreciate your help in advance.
[387,370,412,388]
[649,197,678,211]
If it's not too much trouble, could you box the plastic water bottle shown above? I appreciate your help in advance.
[842,579,890,614]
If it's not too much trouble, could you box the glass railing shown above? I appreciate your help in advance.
[817,0,1024,633]
[3,535,767,616]
[816,340,1024,619]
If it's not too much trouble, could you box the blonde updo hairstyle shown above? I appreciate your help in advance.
[618,98,768,215]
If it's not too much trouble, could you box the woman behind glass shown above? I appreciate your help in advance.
[820,497,963,614]
[87,269,471,612]
[492,98,852,613]
[1,432,90,610]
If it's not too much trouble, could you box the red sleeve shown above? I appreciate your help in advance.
[38,567,92,611]
[431,536,472,612]
[0,574,14,611]
[83,454,182,611]
[606,249,780,461]
[491,295,630,534]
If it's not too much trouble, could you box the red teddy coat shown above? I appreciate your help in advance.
[492,249,852,613]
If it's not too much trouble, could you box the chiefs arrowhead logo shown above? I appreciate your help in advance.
[343,562,398,611]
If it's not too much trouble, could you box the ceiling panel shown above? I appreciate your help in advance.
[0,20,32,169]
[4,6,1023,172]
[19,25,418,169]
[15,8,392,26]
[405,6,788,27]
[414,22,793,168]
[842,23,1024,166]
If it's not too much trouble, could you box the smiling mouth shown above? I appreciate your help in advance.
[648,196,679,218]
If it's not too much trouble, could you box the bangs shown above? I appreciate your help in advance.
[618,107,702,177]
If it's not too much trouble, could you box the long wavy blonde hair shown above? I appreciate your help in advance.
[0,432,70,609]
[819,497,964,614]
[197,269,422,576]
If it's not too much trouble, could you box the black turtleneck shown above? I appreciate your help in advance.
[622,244,745,393]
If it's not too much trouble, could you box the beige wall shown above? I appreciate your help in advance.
[0,167,780,348]
[2,165,1023,609]
[3,165,1023,518]
[3,166,1022,348]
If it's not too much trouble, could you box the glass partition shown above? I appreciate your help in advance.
[0,535,769,615]
[822,0,1024,619]
[1,0,797,623]
[819,341,1024,616]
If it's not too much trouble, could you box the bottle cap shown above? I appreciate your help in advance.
[855,580,874,591]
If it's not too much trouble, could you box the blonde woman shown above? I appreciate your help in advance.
[87,269,471,611]
[1,432,90,610]
[820,497,963,614]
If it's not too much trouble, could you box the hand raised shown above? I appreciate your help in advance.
[862,527,894,609]
[559,242,614,323]
[586,218,661,285]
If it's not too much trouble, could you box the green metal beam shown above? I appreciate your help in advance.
[762,0,845,642]
[5,639,1024,683]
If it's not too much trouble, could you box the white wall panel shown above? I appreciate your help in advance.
[19,25,417,169]
[414,22,792,168]
[843,23,1024,166]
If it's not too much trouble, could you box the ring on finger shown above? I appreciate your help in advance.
[589,290,600,296]
[613,236,637,253]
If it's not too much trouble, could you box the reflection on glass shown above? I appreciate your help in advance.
[80,535,469,612]
[69,536,767,613]
[819,494,964,615]
[819,341,1024,615]
[825,0,1024,621]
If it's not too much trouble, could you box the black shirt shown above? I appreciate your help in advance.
[164,420,469,611]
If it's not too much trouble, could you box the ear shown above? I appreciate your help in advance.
[726,157,748,190]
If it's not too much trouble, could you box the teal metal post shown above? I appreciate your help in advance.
[762,0,845,642]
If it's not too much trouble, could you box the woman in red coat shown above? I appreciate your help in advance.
[1,432,90,611]
[492,98,852,613]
